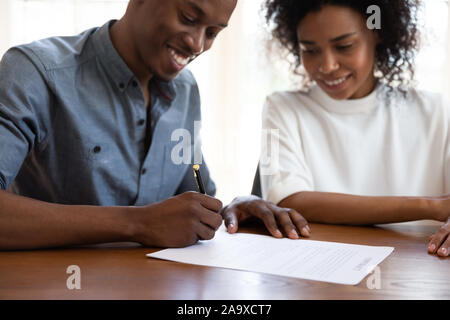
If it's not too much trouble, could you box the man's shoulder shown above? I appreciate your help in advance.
[11,27,98,72]
[172,68,197,87]
[170,69,200,105]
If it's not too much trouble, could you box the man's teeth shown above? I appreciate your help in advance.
[324,76,349,86]
[169,48,191,66]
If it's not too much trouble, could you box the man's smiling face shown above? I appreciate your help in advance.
[128,0,237,81]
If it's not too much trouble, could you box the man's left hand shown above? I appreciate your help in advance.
[220,195,310,239]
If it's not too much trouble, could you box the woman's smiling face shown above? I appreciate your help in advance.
[297,5,379,100]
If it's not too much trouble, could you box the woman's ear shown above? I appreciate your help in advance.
[373,30,381,45]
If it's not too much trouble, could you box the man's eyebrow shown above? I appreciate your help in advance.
[185,1,228,28]
[299,32,357,45]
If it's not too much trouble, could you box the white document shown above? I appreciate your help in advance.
[147,226,394,285]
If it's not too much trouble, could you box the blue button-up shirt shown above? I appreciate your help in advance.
[0,21,216,206]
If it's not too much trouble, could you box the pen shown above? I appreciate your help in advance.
[192,164,206,195]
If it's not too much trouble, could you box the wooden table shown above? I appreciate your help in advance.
[0,221,448,300]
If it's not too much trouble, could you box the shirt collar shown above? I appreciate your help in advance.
[92,20,176,100]
[310,82,381,114]
[153,79,176,101]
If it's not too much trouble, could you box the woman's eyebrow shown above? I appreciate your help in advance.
[299,32,357,45]
[329,32,357,43]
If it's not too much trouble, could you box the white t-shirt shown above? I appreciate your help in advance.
[260,84,450,205]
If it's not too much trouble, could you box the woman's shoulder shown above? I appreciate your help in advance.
[387,86,448,115]
[264,88,316,112]
[262,90,314,124]
[379,82,438,101]
[266,86,314,101]
[403,86,443,103]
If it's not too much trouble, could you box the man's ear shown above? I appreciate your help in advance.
[128,0,145,10]
[126,0,146,16]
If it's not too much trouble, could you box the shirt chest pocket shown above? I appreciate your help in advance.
[83,141,115,167]
[75,137,138,179]
[55,134,139,204]
[56,134,117,169]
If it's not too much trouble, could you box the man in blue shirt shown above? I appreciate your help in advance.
[0,0,310,250]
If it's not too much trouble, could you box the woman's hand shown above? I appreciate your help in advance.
[220,195,310,239]
[428,218,450,257]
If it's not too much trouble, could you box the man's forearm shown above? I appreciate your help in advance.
[278,191,442,225]
[0,190,134,250]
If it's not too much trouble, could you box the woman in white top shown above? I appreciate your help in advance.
[222,0,450,257]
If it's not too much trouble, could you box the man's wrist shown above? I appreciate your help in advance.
[116,205,141,242]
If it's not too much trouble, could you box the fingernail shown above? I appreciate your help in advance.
[429,244,436,252]
[440,248,447,255]
[290,230,299,239]
[228,223,234,232]
[275,229,283,238]
[301,227,310,237]
[306,225,311,232]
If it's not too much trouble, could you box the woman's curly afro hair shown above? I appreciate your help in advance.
[264,0,421,90]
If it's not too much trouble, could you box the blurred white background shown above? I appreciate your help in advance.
[0,0,449,204]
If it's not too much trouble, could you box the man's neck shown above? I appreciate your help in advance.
[109,19,153,89]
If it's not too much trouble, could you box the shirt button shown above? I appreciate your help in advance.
[141,168,147,175]
[119,83,125,89]
[137,119,145,126]
[93,146,101,153]
[132,81,138,88]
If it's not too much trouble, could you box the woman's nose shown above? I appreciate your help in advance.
[318,52,340,74]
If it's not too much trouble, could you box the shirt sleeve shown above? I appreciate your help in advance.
[0,48,51,190]
[259,93,314,205]
[443,98,450,194]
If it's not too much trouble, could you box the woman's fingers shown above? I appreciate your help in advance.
[437,236,449,257]
[428,222,450,256]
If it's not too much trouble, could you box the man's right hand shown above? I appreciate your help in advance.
[130,192,223,248]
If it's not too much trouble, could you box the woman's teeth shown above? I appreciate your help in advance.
[324,76,349,86]
[169,48,191,66]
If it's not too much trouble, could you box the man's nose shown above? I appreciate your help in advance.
[319,51,340,74]
[185,29,206,55]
